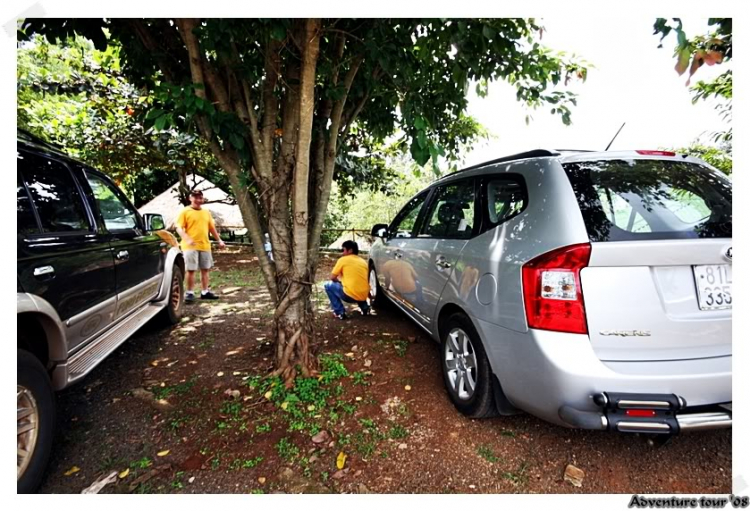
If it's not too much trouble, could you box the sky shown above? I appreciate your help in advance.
[463,17,730,167]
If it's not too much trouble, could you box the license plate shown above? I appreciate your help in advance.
[693,264,732,310]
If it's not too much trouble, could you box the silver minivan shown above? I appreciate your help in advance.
[368,149,732,434]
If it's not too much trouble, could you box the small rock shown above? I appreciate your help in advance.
[279,468,294,481]
[398,443,408,450]
[404,385,412,391]
[564,464,585,487]
[311,430,330,444]
[364,359,372,368]
[469,484,476,489]
[188,477,195,484]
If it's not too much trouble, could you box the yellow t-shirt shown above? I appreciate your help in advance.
[332,255,370,302]
[175,207,215,252]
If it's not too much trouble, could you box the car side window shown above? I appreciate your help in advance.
[18,151,91,233]
[419,179,476,239]
[85,172,139,231]
[390,191,429,238]
[486,177,527,227]
[17,170,40,235]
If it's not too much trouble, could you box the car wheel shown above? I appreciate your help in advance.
[440,313,497,418]
[160,265,184,325]
[17,349,56,494]
[368,265,389,309]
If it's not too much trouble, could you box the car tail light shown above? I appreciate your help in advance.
[522,243,591,334]
[635,150,675,156]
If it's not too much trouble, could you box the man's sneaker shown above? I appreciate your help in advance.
[333,312,347,320]
[360,306,371,316]
[200,291,219,300]
[185,293,196,304]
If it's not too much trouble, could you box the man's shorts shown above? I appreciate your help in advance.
[184,250,213,271]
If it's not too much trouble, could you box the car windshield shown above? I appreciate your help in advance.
[563,159,732,242]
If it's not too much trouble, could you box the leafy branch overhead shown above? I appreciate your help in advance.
[654,18,731,143]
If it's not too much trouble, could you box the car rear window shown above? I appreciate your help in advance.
[563,159,732,241]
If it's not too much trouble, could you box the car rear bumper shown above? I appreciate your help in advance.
[472,317,732,431]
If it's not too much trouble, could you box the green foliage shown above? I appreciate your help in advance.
[666,143,732,175]
[477,445,501,463]
[275,437,300,461]
[654,18,732,143]
[17,34,222,202]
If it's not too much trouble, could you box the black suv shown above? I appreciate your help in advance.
[16,130,185,493]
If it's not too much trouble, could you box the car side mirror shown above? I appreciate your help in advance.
[371,223,389,239]
[143,213,166,232]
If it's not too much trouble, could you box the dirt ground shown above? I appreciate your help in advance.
[39,246,731,494]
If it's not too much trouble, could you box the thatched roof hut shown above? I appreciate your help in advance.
[138,176,246,232]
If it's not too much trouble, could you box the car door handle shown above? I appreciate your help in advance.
[394,251,403,259]
[33,265,55,278]
[115,250,129,261]
[435,257,451,269]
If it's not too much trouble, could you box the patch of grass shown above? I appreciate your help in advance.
[351,371,370,386]
[198,337,215,350]
[151,377,197,401]
[319,353,349,384]
[275,437,300,461]
[477,444,500,463]
[215,421,231,432]
[129,457,152,470]
[393,339,409,357]
[503,461,529,485]
[99,455,125,472]
[256,423,272,434]
[241,456,264,469]
[170,471,185,490]
[387,423,409,440]
[501,430,516,438]
[251,489,265,494]
[220,400,243,419]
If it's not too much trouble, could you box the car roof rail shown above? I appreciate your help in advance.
[436,149,560,182]
[17,128,66,153]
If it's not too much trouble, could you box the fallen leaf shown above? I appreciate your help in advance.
[564,464,585,487]
[64,466,80,476]
[157,450,170,457]
[118,468,130,479]
[336,452,347,470]
[405,385,412,391]
[258,477,266,484]
[216,372,224,377]
[264,390,273,400]
[345,352,355,358]
[281,402,289,410]
[150,361,159,367]
[307,405,316,411]
[364,360,372,368]
[355,396,363,402]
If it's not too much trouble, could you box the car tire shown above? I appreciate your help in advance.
[17,349,56,494]
[440,313,497,419]
[160,265,184,325]
[368,265,389,309]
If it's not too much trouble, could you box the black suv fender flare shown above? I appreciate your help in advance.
[17,293,67,389]
[154,247,185,303]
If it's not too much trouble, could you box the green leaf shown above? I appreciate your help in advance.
[482,26,496,40]
[146,108,164,120]
[229,133,245,150]
[154,114,167,131]
[270,25,286,41]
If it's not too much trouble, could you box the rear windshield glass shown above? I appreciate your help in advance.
[563,160,732,241]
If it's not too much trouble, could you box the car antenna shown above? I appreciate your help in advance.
[604,122,626,151]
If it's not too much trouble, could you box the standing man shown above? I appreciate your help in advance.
[324,240,370,319]
[175,189,226,303]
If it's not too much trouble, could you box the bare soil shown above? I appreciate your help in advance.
[39,246,731,494]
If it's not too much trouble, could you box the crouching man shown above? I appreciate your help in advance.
[325,241,370,320]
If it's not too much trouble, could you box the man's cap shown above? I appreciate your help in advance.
[189,189,204,197]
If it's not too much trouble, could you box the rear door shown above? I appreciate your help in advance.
[564,158,732,361]
[79,169,165,320]
[17,149,117,351]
